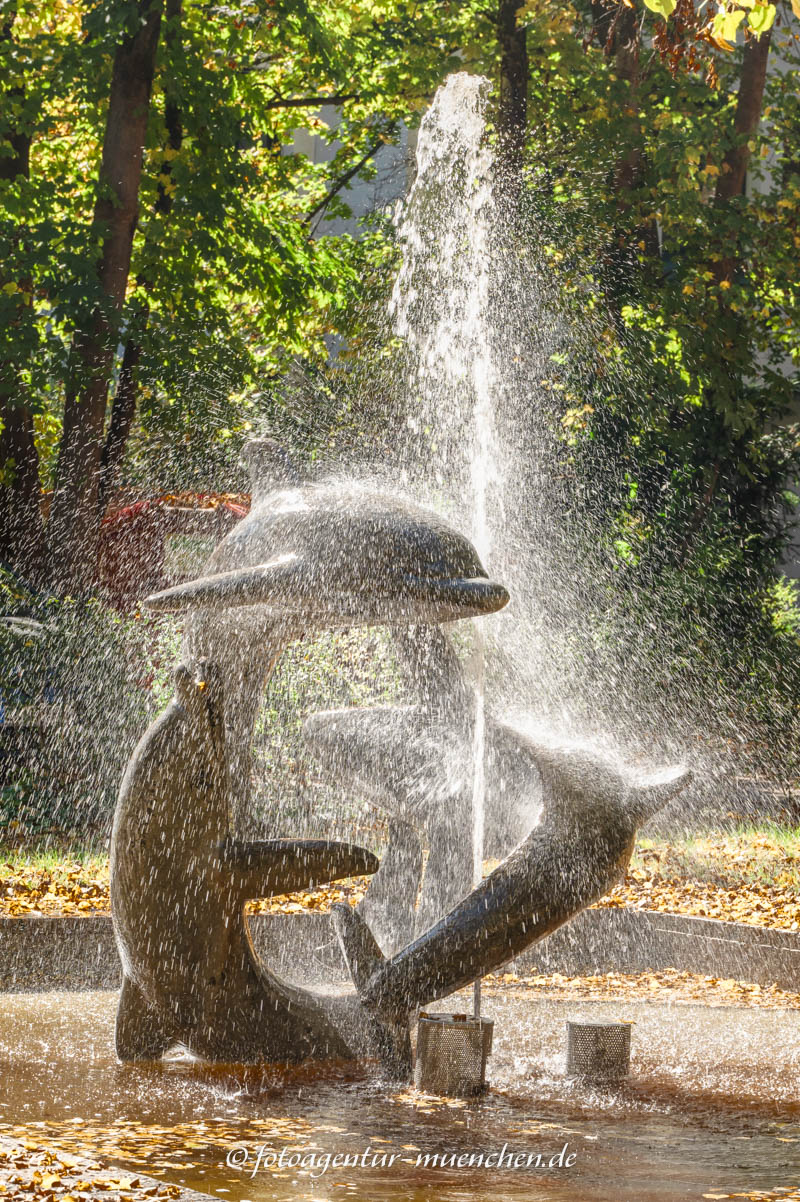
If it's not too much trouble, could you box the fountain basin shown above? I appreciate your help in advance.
[3,909,800,993]
[2,988,800,1202]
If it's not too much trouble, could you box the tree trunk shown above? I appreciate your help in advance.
[0,6,47,582]
[48,0,163,593]
[97,338,143,514]
[682,32,772,556]
[496,0,529,206]
[0,401,46,583]
[594,8,657,315]
[609,9,644,196]
[97,0,182,516]
[714,29,772,282]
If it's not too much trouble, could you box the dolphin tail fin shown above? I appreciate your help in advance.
[634,767,693,821]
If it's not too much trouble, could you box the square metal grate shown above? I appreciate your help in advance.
[414,1012,494,1097]
[565,1020,632,1082]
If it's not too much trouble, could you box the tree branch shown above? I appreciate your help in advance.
[305,127,396,229]
[262,93,359,107]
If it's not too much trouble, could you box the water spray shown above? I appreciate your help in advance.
[470,625,487,1022]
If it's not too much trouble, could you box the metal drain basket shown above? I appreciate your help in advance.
[565,1021,632,1082]
[414,1012,494,1097]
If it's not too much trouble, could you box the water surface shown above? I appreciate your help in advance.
[2,989,799,1201]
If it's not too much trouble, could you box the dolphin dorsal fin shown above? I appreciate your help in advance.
[331,903,385,995]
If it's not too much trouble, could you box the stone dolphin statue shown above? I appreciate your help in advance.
[111,659,381,1063]
[332,740,692,1040]
[302,705,539,952]
[111,477,510,1065]
[144,482,510,625]
[145,479,510,834]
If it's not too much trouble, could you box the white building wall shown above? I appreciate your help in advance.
[287,108,416,236]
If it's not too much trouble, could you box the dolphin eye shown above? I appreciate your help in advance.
[390,525,485,581]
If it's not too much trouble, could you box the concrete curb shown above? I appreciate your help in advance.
[1,907,799,993]
[509,906,800,993]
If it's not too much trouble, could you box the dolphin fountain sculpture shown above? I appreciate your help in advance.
[145,465,509,834]
[110,463,510,1065]
[111,658,379,1063]
[302,705,538,952]
[331,742,691,1028]
[301,613,539,954]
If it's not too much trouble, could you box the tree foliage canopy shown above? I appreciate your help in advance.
[1,0,799,688]
[0,0,480,583]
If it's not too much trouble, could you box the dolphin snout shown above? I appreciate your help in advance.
[302,710,346,747]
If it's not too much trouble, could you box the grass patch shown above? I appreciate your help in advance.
[635,823,800,892]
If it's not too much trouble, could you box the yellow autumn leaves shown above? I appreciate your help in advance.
[0,1143,182,1202]
[642,0,782,46]
[3,828,800,930]
[0,859,110,917]
[710,0,777,50]
[484,967,800,1009]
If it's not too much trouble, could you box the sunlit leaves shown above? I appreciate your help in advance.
[517,0,800,752]
[0,1143,184,1202]
[0,853,372,915]
[707,0,776,47]
[707,0,776,48]
[490,965,800,1009]
[643,0,677,18]
[7,827,800,933]
[597,830,800,932]
[0,0,487,484]
[747,1,776,33]
[711,6,745,48]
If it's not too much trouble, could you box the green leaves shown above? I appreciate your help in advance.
[712,7,745,45]
[708,0,776,49]
[516,1,800,742]
[1,0,486,486]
